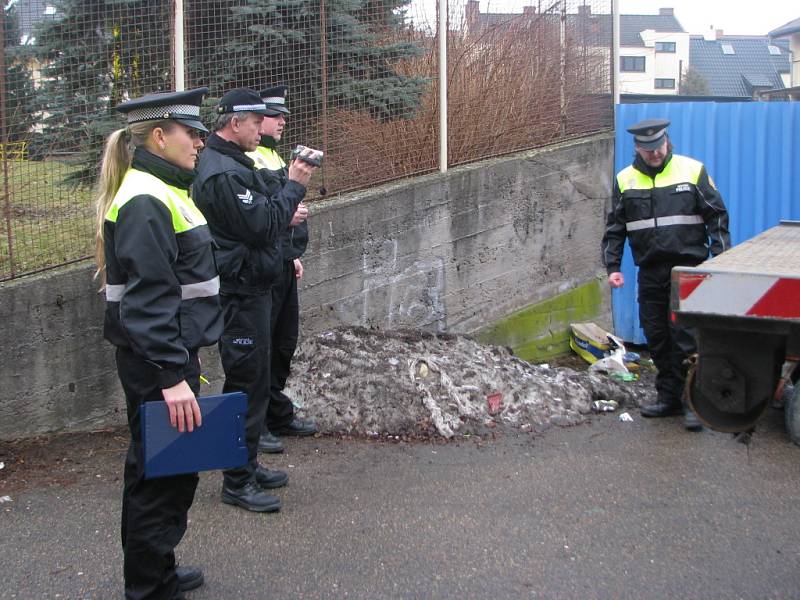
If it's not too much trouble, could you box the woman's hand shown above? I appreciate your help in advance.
[161,380,202,433]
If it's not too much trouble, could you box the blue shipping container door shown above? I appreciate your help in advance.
[612,101,800,343]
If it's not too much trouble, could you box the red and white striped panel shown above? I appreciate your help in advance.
[675,271,800,319]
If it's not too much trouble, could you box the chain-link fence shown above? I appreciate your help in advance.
[1,0,612,281]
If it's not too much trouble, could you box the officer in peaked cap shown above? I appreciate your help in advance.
[117,86,210,132]
[98,86,221,598]
[260,84,291,116]
[602,118,730,432]
[193,88,316,512]
[626,118,670,150]
[245,84,319,453]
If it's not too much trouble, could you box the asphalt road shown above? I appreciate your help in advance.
[2,408,800,600]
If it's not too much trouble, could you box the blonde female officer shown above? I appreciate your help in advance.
[95,87,222,599]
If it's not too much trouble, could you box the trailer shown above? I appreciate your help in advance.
[671,222,800,441]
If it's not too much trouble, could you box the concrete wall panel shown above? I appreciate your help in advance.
[0,133,613,440]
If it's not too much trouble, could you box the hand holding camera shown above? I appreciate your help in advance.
[287,145,321,187]
[291,145,323,167]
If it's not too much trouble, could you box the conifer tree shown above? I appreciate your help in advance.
[680,66,710,96]
[33,0,171,181]
[186,0,429,143]
[2,1,37,145]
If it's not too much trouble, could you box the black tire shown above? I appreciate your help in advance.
[785,383,800,446]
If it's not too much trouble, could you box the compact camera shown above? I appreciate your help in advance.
[291,145,324,167]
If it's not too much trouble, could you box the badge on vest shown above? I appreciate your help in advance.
[231,337,254,346]
[177,204,195,225]
[237,189,253,204]
[674,183,692,193]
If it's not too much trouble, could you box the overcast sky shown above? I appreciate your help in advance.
[619,0,797,36]
[410,1,798,37]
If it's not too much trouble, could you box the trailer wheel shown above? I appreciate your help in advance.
[785,384,800,446]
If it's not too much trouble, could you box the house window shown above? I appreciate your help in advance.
[655,78,675,89]
[721,43,735,55]
[655,42,676,53]
[621,56,646,72]
[768,45,782,55]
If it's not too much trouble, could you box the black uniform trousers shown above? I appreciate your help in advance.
[265,259,299,430]
[117,347,201,600]
[637,263,698,407]
[219,292,272,488]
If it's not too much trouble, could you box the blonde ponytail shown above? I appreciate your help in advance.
[94,120,173,283]
[94,128,132,282]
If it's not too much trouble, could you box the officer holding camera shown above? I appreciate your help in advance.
[192,88,316,512]
[246,85,322,454]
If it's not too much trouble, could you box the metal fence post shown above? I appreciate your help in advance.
[559,0,567,136]
[174,0,185,91]
[438,0,447,174]
[0,7,14,279]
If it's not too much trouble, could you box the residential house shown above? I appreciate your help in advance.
[769,17,800,99]
[689,32,791,99]
[619,8,688,95]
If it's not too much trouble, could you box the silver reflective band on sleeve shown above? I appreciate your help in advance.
[181,276,220,299]
[626,215,704,231]
[626,218,655,231]
[105,284,124,302]
[658,215,704,226]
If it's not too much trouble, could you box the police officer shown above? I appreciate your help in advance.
[247,85,319,455]
[192,88,314,512]
[96,88,221,598]
[602,119,730,431]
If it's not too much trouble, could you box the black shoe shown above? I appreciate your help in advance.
[271,417,318,437]
[258,431,285,454]
[255,465,288,489]
[684,409,703,432]
[176,565,204,592]
[221,481,282,512]
[640,401,683,418]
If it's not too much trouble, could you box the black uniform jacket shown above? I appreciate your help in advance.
[602,152,730,274]
[103,148,223,389]
[193,134,306,295]
[253,136,309,262]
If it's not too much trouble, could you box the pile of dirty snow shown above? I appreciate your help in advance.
[285,327,646,438]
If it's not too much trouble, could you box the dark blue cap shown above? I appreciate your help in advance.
[217,88,269,115]
[627,118,670,150]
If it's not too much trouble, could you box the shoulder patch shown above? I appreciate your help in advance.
[237,189,253,204]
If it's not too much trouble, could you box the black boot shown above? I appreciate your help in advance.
[271,417,318,437]
[221,481,282,512]
[640,400,683,418]
[684,409,703,431]
[255,465,288,489]
[258,431,285,454]
[176,565,204,592]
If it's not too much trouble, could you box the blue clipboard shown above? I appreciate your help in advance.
[141,392,248,479]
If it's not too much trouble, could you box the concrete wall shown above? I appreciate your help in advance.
[0,133,613,440]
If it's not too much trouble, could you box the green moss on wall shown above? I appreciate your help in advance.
[475,280,604,362]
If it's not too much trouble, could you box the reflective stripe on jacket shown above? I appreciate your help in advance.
[602,154,730,273]
[103,155,222,388]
